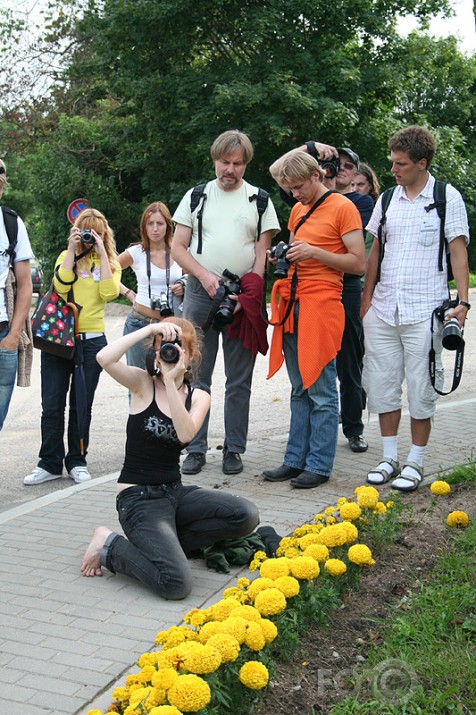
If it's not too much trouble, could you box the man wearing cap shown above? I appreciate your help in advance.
[270,141,371,454]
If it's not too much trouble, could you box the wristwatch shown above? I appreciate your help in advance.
[458,300,471,310]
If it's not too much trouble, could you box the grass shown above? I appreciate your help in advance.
[328,463,476,715]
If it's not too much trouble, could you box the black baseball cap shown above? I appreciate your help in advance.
[337,147,360,169]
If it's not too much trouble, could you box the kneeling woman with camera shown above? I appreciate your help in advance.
[24,209,121,486]
[118,201,186,369]
[81,317,259,599]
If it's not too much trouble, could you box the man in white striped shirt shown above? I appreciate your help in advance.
[361,126,470,492]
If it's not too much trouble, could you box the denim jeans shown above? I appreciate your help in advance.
[336,275,365,438]
[123,310,160,370]
[183,276,256,454]
[38,335,107,473]
[283,305,339,476]
[0,325,18,432]
[103,483,259,599]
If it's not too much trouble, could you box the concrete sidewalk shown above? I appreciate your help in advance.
[1,395,475,715]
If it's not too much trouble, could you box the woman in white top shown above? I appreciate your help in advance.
[118,201,185,368]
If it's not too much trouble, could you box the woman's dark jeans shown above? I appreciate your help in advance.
[103,483,260,599]
[38,335,107,474]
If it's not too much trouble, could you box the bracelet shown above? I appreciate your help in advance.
[305,141,319,159]
[458,300,471,310]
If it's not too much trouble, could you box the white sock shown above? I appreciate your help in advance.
[381,436,398,463]
[406,444,425,468]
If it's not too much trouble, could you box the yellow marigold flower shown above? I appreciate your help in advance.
[238,577,251,589]
[318,523,348,547]
[139,665,157,683]
[156,648,184,671]
[274,575,300,598]
[129,686,164,709]
[244,621,266,651]
[219,616,248,644]
[183,644,222,675]
[208,598,240,622]
[339,502,362,521]
[373,501,387,514]
[324,558,347,576]
[447,510,469,528]
[167,674,211,712]
[231,604,262,623]
[348,544,375,567]
[259,557,290,580]
[112,687,129,704]
[249,558,260,572]
[184,609,207,628]
[239,661,269,690]
[326,516,337,525]
[223,586,242,600]
[151,669,179,691]
[289,556,320,580]
[324,506,336,516]
[283,546,300,559]
[125,674,142,688]
[260,618,278,644]
[430,480,451,495]
[87,711,105,715]
[293,525,310,538]
[298,533,322,549]
[254,587,287,616]
[356,486,380,509]
[196,620,221,643]
[206,633,240,662]
[247,577,275,600]
[149,706,183,715]
[303,543,330,562]
[253,550,267,562]
[386,500,395,508]
[337,497,348,507]
[340,521,359,543]
[277,536,292,550]
[138,653,158,668]
[313,513,324,521]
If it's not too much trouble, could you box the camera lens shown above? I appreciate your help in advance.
[442,317,464,351]
[80,230,95,244]
[159,341,180,363]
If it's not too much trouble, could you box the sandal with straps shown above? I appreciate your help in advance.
[367,458,400,485]
[391,461,424,492]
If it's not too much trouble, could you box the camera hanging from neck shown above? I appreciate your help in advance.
[429,300,464,395]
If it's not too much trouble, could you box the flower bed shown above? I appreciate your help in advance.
[88,483,468,715]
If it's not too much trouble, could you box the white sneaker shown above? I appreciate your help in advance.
[24,467,62,486]
[68,466,91,483]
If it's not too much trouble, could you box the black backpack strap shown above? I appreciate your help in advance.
[424,179,448,277]
[249,187,269,240]
[376,187,396,284]
[190,183,207,255]
[1,206,18,265]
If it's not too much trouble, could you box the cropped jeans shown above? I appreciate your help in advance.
[0,324,17,431]
[102,482,259,599]
[282,304,339,477]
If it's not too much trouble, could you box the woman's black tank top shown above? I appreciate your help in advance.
[118,381,192,486]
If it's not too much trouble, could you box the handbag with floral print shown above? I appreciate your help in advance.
[31,284,78,360]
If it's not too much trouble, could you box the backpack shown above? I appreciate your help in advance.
[376,179,450,283]
[1,206,19,266]
[190,183,269,254]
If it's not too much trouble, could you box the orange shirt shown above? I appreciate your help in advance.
[287,192,362,285]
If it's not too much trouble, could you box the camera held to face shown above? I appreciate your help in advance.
[79,229,95,245]
[213,269,241,328]
[318,155,340,180]
[269,242,291,278]
[150,292,173,317]
[159,334,182,364]
[434,298,464,351]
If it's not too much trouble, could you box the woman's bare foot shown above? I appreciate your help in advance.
[81,526,112,577]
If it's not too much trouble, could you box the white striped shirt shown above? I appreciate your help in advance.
[366,174,469,325]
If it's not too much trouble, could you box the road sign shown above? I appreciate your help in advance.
[67,198,89,224]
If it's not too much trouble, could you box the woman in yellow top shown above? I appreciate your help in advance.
[24,209,121,486]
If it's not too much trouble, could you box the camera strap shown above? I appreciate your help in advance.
[429,310,464,395]
[146,246,171,305]
[201,283,227,332]
[269,190,334,328]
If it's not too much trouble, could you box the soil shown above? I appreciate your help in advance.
[255,483,475,715]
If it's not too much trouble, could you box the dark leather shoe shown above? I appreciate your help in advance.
[348,435,368,453]
[291,471,329,489]
[263,464,302,482]
[223,451,243,475]
[181,453,206,474]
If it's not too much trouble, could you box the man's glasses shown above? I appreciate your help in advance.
[341,162,355,171]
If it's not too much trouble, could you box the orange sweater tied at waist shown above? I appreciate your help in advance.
[267,278,344,389]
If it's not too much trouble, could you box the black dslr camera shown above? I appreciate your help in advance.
[318,155,340,180]
[213,269,241,328]
[79,229,95,245]
[150,291,173,317]
[433,299,464,351]
[159,334,182,364]
[269,242,291,278]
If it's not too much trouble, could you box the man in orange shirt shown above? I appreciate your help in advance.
[265,151,365,488]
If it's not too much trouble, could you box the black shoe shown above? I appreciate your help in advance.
[263,464,302,482]
[348,435,368,453]
[291,471,329,489]
[182,453,206,474]
[223,451,243,475]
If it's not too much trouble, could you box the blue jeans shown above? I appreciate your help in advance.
[103,483,259,599]
[123,310,160,370]
[183,276,256,454]
[0,325,18,432]
[38,335,107,473]
[283,305,339,476]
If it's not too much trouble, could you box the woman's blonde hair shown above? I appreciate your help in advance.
[139,201,173,251]
[151,316,202,382]
[73,208,119,272]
